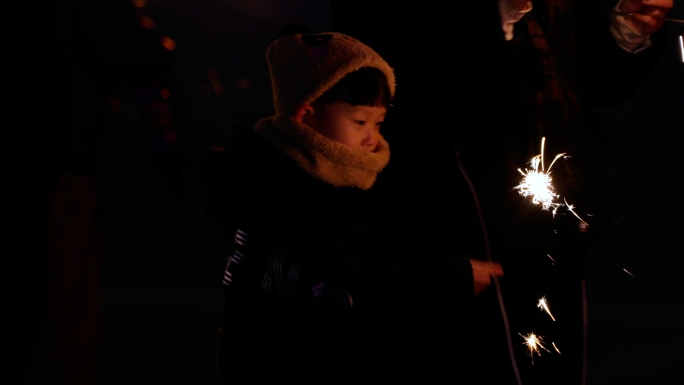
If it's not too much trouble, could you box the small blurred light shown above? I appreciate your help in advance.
[132,0,147,8]
[140,16,155,29]
[164,130,176,144]
[160,88,171,99]
[196,82,213,95]
[109,97,122,113]
[206,67,224,97]
[235,78,251,90]
[578,221,589,233]
[161,36,176,51]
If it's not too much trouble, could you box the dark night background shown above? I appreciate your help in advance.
[21,1,683,384]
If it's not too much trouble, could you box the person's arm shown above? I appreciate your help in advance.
[581,0,674,108]
[610,0,674,52]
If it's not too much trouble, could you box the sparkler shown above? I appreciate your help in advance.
[623,268,636,278]
[537,296,556,321]
[515,137,588,225]
[610,10,684,25]
[565,199,589,228]
[520,332,550,364]
[515,137,565,216]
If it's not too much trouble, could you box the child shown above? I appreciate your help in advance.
[201,27,492,383]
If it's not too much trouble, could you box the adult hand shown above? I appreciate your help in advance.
[470,259,504,296]
[618,0,674,35]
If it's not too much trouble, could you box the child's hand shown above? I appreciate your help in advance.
[470,259,504,296]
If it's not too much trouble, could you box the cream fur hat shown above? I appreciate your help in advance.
[266,30,396,117]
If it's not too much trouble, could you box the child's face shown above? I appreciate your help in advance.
[303,102,386,152]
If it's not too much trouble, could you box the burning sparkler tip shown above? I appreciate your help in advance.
[520,332,551,364]
[537,296,556,321]
[515,138,589,224]
[623,268,636,278]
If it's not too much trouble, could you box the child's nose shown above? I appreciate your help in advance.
[364,130,378,152]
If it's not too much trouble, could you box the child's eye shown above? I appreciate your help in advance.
[355,120,366,125]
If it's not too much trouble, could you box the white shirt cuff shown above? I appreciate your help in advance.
[610,2,653,53]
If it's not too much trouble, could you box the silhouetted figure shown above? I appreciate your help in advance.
[332,0,673,383]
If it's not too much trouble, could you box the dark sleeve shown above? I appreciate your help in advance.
[366,180,478,321]
[578,8,672,108]
[403,254,475,314]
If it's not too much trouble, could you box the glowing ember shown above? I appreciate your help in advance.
[520,332,550,364]
[547,254,558,265]
[537,296,556,321]
[564,199,588,227]
[623,268,636,278]
[552,342,562,355]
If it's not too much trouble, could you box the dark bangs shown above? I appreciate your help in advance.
[315,67,391,108]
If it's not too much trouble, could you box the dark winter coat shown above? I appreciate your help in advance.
[200,126,476,383]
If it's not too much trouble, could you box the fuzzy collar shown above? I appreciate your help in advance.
[255,114,390,190]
